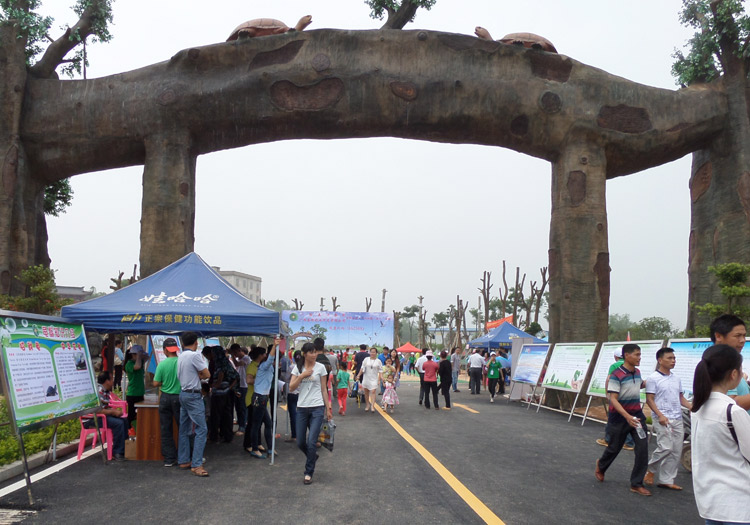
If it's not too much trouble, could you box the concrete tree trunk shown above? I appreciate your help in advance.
[548,140,609,343]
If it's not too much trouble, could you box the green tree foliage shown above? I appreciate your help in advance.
[0,0,53,63]
[43,178,74,216]
[692,263,750,334]
[526,321,542,337]
[264,299,291,312]
[365,0,436,21]
[0,265,72,315]
[400,304,420,343]
[608,313,679,341]
[672,0,750,85]
[59,0,114,77]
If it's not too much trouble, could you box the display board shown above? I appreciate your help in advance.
[0,311,98,432]
[666,338,712,396]
[542,343,598,392]
[511,344,550,385]
[281,311,394,349]
[149,334,183,364]
[587,341,663,400]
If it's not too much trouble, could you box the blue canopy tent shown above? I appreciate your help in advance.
[61,252,280,336]
[468,322,545,349]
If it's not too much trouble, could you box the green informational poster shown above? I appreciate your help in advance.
[0,311,99,432]
[542,343,598,392]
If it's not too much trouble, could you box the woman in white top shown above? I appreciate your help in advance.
[691,344,750,525]
[356,347,383,412]
[290,343,332,485]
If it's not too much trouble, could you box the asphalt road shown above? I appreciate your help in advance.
[0,377,702,525]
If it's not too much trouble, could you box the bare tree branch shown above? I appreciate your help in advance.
[381,1,419,30]
[30,1,104,79]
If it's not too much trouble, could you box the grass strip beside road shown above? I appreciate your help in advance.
[374,405,504,525]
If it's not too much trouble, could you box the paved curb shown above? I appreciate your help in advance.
[0,436,94,483]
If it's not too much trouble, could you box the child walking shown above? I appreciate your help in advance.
[336,362,350,415]
[381,358,399,413]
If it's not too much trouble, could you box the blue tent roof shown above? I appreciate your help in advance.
[468,322,545,348]
[61,253,280,336]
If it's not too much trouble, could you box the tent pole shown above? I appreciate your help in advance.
[271,337,279,465]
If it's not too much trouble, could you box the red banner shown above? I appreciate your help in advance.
[485,315,513,330]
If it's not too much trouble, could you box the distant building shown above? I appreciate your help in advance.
[56,286,93,303]
[212,267,262,304]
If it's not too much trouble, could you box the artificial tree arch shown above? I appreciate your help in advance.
[0,25,740,342]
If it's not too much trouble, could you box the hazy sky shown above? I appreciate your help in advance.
[41,0,696,330]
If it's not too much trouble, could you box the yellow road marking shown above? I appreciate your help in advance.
[453,403,479,414]
[375,405,504,525]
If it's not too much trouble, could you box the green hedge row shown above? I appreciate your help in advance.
[0,400,81,466]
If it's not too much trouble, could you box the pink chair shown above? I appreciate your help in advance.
[77,414,112,460]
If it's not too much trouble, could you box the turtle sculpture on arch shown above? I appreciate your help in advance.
[226,15,313,41]
[474,27,558,53]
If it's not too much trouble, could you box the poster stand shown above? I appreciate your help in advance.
[0,310,104,504]
[506,381,539,409]
[534,343,598,422]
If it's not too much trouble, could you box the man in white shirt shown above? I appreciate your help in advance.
[415,348,428,405]
[467,350,485,395]
[177,332,210,476]
[644,347,692,490]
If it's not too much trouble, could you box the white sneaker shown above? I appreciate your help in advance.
[490,397,494,403]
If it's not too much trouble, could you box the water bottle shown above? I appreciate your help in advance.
[634,417,646,440]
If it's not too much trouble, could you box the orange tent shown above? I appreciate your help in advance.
[396,342,421,354]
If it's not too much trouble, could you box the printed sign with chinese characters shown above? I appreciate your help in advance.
[0,312,98,431]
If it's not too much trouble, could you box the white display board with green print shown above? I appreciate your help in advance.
[542,343,598,393]
[534,342,597,422]
[0,310,99,433]
[587,341,663,400]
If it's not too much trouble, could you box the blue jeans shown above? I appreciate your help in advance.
[452,370,459,391]
[105,415,126,456]
[705,521,750,525]
[296,406,324,476]
[178,391,207,468]
[287,393,299,439]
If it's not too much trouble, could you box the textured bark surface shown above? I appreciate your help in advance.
[139,132,196,277]
[687,75,750,331]
[0,28,739,341]
[548,140,609,343]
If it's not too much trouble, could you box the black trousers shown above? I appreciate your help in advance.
[597,415,649,487]
[469,368,483,394]
[418,372,425,403]
[158,392,180,462]
[250,393,273,451]
[243,404,255,449]
[423,381,439,408]
[439,381,451,408]
[488,378,499,398]
[209,392,234,442]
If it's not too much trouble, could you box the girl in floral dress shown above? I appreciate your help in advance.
[381,357,399,413]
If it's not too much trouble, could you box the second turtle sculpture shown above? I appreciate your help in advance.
[474,27,558,53]
[227,15,313,41]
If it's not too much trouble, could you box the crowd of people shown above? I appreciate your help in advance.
[594,313,750,525]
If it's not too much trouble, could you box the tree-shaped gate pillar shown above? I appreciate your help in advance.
[549,140,609,342]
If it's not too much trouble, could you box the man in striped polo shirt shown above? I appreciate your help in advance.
[595,343,651,496]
